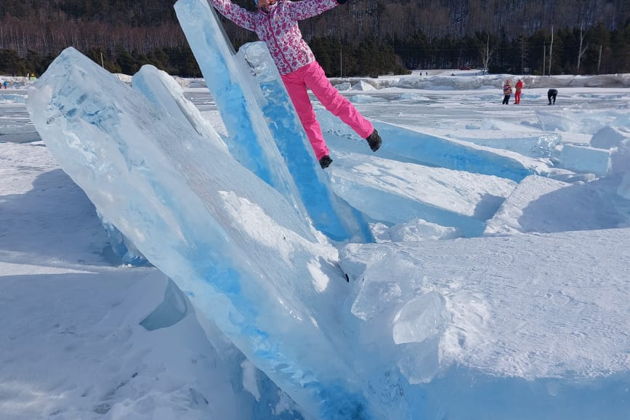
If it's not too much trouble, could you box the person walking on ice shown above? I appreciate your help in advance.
[208,0,382,169]
[548,88,558,105]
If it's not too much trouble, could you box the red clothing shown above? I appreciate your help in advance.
[514,91,522,104]
[514,81,524,104]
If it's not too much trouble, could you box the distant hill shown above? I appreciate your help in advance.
[1,0,629,76]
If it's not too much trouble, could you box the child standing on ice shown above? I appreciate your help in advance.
[208,0,382,169]
[502,80,512,105]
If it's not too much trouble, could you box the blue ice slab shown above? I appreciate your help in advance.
[132,65,228,154]
[237,42,373,242]
[367,122,533,182]
[319,111,534,182]
[27,48,380,420]
[100,216,149,266]
[140,278,189,331]
[174,0,306,218]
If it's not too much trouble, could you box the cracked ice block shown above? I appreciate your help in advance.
[237,42,372,242]
[560,144,611,176]
[318,111,538,182]
[174,0,306,217]
[27,48,377,420]
[132,64,228,154]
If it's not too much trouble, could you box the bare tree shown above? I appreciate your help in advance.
[548,25,554,75]
[576,24,588,73]
[481,33,493,73]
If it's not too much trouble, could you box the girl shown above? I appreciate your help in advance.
[208,0,382,169]
[502,80,512,105]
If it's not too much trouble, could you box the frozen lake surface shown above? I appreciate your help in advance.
[1,68,629,419]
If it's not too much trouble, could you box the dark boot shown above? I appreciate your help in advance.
[319,155,333,169]
[365,129,382,152]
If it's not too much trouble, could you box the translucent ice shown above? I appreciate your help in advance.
[317,111,536,182]
[559,144,611,176]
[237,42,372,242]
[140,278,190,331]
[132,64,228,154]
[27,48,379,420]
[618,173,630,199]
[387,219,459,242]
[100,216,148,266]
[174,0,306,217]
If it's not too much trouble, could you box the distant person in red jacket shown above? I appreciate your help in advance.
[502,80,512,105]
[514,79,524,104]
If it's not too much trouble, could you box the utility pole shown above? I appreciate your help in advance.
[543,44,546,76]
[100,51,105,69]
[597,44,603,74]
[548,25,554,76]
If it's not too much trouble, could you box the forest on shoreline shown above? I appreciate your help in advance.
[1,0,629,77]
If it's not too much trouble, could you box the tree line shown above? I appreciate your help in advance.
[1,0,629,77]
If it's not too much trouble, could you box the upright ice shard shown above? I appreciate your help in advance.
[237,42,373,242]
[132,64,228,154]
[174,0,306,217]
[28,48,383,420]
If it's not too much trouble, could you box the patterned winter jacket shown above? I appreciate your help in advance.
[209,0,341,75]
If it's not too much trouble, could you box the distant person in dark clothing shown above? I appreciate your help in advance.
[548,88,558,105]
[502,80,513,105]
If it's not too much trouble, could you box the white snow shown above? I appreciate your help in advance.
[485,175,571,235]
[0,142,265,420]
[327,150,516,235]
[342,231,630,380]
[2,57,630,420]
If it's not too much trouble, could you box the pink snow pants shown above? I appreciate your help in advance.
[281,61,374,160]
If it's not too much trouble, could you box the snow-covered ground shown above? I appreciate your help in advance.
[1,66,630,419]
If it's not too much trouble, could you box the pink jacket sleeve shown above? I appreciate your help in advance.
[208,0,257,31]
[287,0,339,21]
